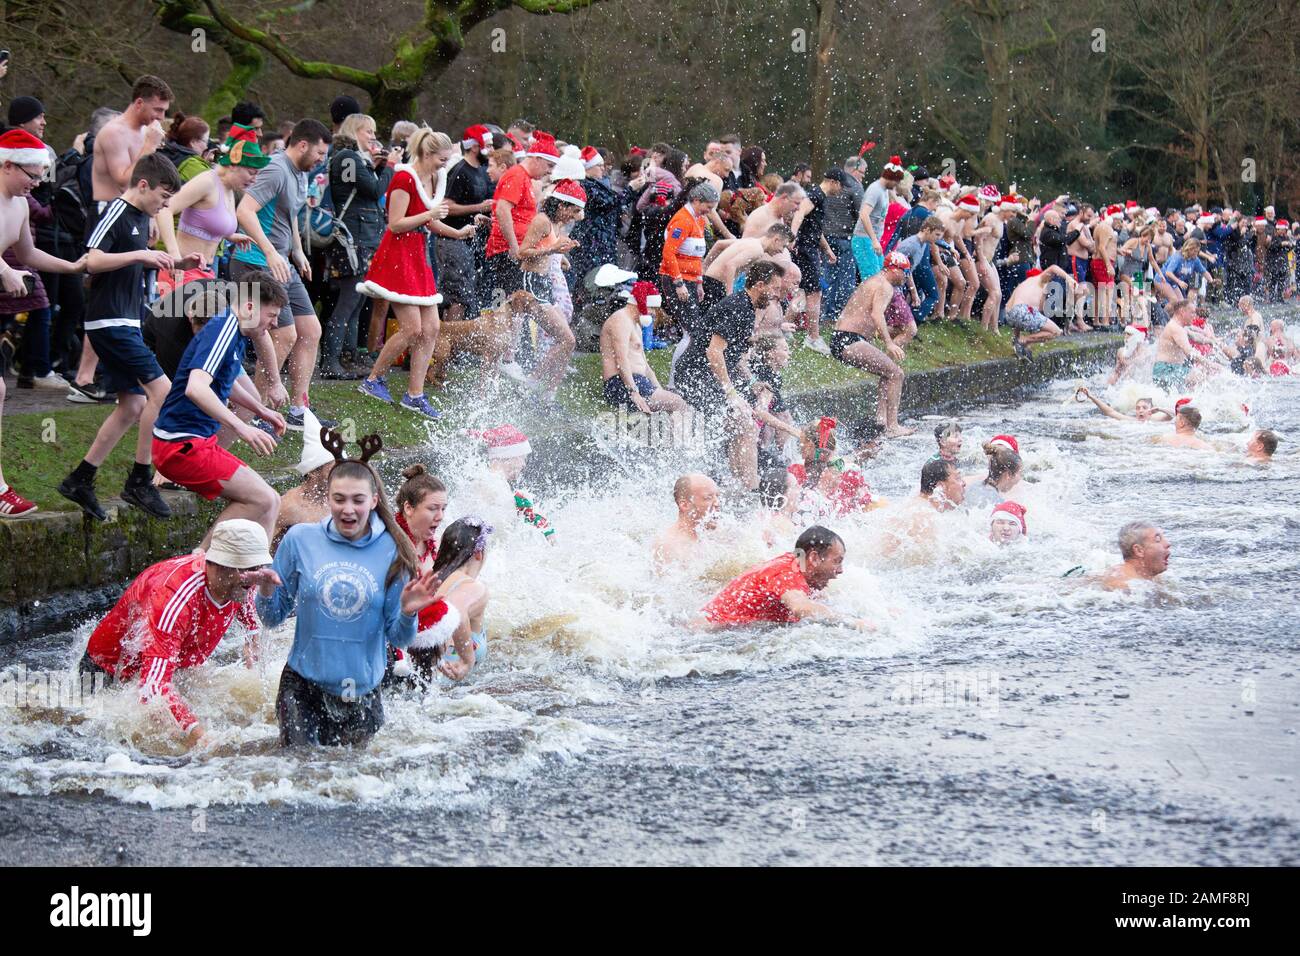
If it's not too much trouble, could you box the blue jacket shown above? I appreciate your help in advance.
[258,514,417,697]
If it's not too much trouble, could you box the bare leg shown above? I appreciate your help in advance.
[1020,319,1062,347]
[978,260,1001,332]
[530,304,575,392]
[934,267,949,319]
[946,264,967,321]
[404,305,440,398]
[841,340,912,436]
[805,289,823,341]
[367,300,390,353]
[724,406,759,490]
[74,336,99,387]
[367,302,420,382]
[958,256,978,321]
[135,376,170,466]
[199,465,282,549]
[891,319,918,349]
[287,311,321,407]
[85,392,148,466]
[258,324,297,400]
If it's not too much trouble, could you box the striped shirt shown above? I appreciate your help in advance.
[84,197,151,330]
[154,310,246,440]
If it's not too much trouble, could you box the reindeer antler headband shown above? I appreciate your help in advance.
[321,427,384,463]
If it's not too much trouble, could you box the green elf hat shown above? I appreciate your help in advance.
[218,123,269,169]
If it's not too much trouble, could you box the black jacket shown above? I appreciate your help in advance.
[328,140,385,254]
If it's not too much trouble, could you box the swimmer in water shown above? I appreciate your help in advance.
[1075,387,1172,423]
[78,519,277,746]
[694,525,870,629]
[931,421,963,464]
[653,472,720,572]
[403,517,493,682]
[758,467,802,548]
[988,501,1027,545]
[965,435,1023,509]
[1099,520,1171,591]
[1107,324,1152,385]
[1152,300,1216,390]
[1154,401,1214,451]
[880,458,966,559]
[466,424,556,542]
[1245,429,1279,462]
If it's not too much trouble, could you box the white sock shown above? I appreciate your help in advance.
[290,405,305,417]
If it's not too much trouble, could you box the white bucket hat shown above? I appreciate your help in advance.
[206,519,273,569]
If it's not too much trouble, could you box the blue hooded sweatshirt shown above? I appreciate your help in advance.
[258,514,417,697]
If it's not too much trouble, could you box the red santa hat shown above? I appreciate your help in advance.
[956,194,981,210]
[997,193,1022,211]
[467,424,532,460]
[1124,200,1139,210]
[461,124,493,151]
[989,501,1027,536]
[1174,397,1192,411]
[1025,267,1043,278]
[979,183,1000,202]
[1124,324,1148,338]
[526,131,561,162]
[883,250,912,272]
[1197,214,1215,228]
[988,434,1019,454]
[1145,207,1160,219]
[0,128,50,167]
[938,174,957,190]
[580,146,602,169]
[1255,215,1267,223]
[551,179,587,208]
[506,133,526,158]
[627,280,662,315]
[1278,219,1291,229]
[1105,204,1124,219]
[883,154,905,175]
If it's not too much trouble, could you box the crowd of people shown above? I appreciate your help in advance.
[0,74,1292,746]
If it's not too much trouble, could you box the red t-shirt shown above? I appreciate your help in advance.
[485,164,537,258]
[86,555,257,730]
[702,553,813,626]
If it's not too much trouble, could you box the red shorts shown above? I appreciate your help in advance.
[1089,258,1113,284]
[152,435,245,499]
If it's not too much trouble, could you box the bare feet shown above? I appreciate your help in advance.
[883,425,916,438]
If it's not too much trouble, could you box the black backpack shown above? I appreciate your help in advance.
[51,151,93,242]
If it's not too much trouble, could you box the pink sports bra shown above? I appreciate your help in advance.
[179,175,237,242]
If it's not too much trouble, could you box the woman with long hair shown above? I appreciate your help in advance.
[357,127,452,419]
[257,456,438,746]
[400,516,493,683]
[964,435,1023,509]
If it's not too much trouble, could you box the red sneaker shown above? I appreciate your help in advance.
[0,486,37,518]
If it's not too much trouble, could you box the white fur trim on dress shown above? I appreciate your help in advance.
[408,602,462,650]
[393,163,446,211]
[0,147,50,166]
[355,279,442,305]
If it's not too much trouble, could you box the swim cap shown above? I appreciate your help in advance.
[990,501,1027,536]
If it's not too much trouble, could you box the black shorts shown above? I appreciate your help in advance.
[275,665,384,747]
[485,253,526,303]
[794,246,823,292]
[434,238,478,312]
[86,324,165,395]
[603,373,656,409]
[521,269,553,306]
[658,275,703,334]
[829,329,867,361]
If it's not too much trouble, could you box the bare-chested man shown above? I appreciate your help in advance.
[973,195,1020,333]
[68,76,174,401]
[829,251,914,437]
[742,182,804,238]
[936,194,981,323]
[1064,205,1096,330]
[1266,318,1298,365]
[1090,206,1122,329]
[600,280,688,418]
[1152,300,1215,390]
[273,412,335,550]
[652,473,720,572]
[1154,402,1214,451]
[702,223,793,312]
[1003,266,1068,360]
[1099,521,1171,591]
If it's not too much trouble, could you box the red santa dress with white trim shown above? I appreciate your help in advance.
[357,165,442,306]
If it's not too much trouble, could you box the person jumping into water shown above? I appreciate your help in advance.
[694,525,868,629]
[653,473,720,573]
[80,519,277,744]
[1099,520,1171,591]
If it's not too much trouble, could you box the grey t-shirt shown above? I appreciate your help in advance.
[894,234,931,270]
[854,180,892,238]
[233,151,306,265]
[964,482,1003,511]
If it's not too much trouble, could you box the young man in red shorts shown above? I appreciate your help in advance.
[694,526,869,629]
[152,270,288,548]
[80,518,279,743]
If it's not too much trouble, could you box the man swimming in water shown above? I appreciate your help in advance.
[1246,429,1279,462]
[879,458,966,560]
[695,525,868,629]
[1100,520,1171,591]
[1154,401,1214,450]
[1075,387,1171,423]
[988,501,1027,545]
[1152,300,1214,389]
[652,473,719,572]
[830,251,915,437]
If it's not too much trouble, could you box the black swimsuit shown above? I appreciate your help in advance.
[830,329,868,361]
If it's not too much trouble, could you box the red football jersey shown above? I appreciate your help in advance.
[86,555,257,730]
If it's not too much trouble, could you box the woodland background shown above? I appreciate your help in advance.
[4,0,1299,210]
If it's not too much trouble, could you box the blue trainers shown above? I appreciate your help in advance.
[358,377,393,404]
[398,392,442,419]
